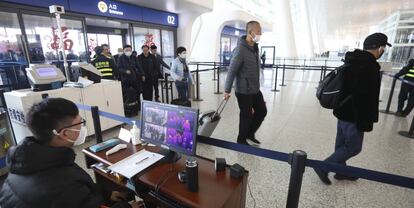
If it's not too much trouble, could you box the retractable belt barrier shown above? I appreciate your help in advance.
[77,103,414,190]
[76,103,414,207]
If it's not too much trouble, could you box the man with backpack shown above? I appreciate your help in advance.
[314,33,391,185]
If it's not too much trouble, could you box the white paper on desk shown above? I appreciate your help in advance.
[108,150,164,179]
[118,128,131,143]
[77,77,94,87]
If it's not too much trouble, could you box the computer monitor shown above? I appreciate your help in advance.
[140,101,199,162]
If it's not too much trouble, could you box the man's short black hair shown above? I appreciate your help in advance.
[176,47,186,55]
[150,45,157,50]
[101,44,109,48]
[123,45,132,50]
[94,46,103,55]
[141,45,149,49]
[246,21,260,33]
[26,98,79,144]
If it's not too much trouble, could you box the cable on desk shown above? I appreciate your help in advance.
[155,154,178,192]
[247,179,256,208]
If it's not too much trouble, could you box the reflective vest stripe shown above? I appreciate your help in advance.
[98,68,113,72]
[406,67,414,77]
[101,73,113,76]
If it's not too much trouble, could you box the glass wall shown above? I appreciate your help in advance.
[161,30,175,65]
[0,11,29,90]
[0,12,26,64]
[22,14,87,63]
[133,27,161,54]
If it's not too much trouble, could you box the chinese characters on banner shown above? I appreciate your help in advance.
[144,33,155,47]
[49,27,74,51]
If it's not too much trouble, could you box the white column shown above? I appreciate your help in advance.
[275,0,297,57]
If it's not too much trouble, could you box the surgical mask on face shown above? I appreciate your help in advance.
[118,52,123,56]
[377,47,385,59]
[64,126,87,146]
[251,33,261,43]
[179,53,187,59]
[125,51,132,57]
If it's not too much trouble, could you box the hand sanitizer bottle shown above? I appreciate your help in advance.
[130,121,141,145]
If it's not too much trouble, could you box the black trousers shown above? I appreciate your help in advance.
[397,82,414,114]
[153,78,160,99]
[235,91,267,142]
[142,79,154,101]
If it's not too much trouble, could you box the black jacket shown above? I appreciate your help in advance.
[395,59,414,81]
[333,50,381,132]
[153,54,170,78]
[137,53,158,80]
[0,137,130,208]
[91,54,118,80]
[117,54,144,83]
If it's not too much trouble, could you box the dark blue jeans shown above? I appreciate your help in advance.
[325,120,364,167]
[175,80,189,101]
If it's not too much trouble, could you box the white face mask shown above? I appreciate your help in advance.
[125,51,132,57]
[251,33,261,43]
[118,52,123,56]
[65,126,88,146]
[179,53,187,59]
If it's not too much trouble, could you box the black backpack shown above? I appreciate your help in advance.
[316,64,351,109]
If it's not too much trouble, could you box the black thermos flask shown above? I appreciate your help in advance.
[186,157,198,192]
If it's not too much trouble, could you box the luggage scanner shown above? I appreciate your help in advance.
[26,64,66,91]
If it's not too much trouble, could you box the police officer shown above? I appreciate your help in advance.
[91,46,118,80]
[395,59,414,117]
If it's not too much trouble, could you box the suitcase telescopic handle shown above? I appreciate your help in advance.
[212,99,228,118]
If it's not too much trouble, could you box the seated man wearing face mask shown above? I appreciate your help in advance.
[0,98,139,208]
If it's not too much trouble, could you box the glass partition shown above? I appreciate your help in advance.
[22,14,87,63]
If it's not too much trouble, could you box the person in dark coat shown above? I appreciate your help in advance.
[91,46,118,80]
[260,51,266,69]
[150,45,171,102]
[394,59,414,117]
[0,98,140,208]
[224,21,267,146]
[137,45,157,101]
[117,45,145,108]
[113,48,123,66]
[314,33,392,185]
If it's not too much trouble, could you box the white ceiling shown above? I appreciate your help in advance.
[310,0,414,38]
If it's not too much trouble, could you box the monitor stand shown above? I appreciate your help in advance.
[158,148,182,164]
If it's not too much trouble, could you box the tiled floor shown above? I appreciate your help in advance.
[75,67,414,208]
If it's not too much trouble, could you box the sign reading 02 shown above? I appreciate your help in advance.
[167,15,175,25]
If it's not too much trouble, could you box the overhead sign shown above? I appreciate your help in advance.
[69,0,142,21]
[4,0,179,27]
[4,0,69,8]
[142,8,178,27]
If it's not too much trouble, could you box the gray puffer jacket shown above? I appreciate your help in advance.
[224,36,260,95]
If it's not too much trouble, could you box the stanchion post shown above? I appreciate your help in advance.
[280,59,287,87]
[213,62,217,81]
[215,64,222,94]
[193,64,203,101]
[379,77,397,114]
[398,115,414,139]
[272,65,280,92]
[319,66,324,81]
[165,75,169,104]
[286,150,307,208]
[379,71,384,103]
[91,106,103,144]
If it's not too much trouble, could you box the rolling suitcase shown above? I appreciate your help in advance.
[123,86,140,117]
[198,100,227,137]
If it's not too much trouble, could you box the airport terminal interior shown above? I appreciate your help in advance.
[0,0,413,208]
